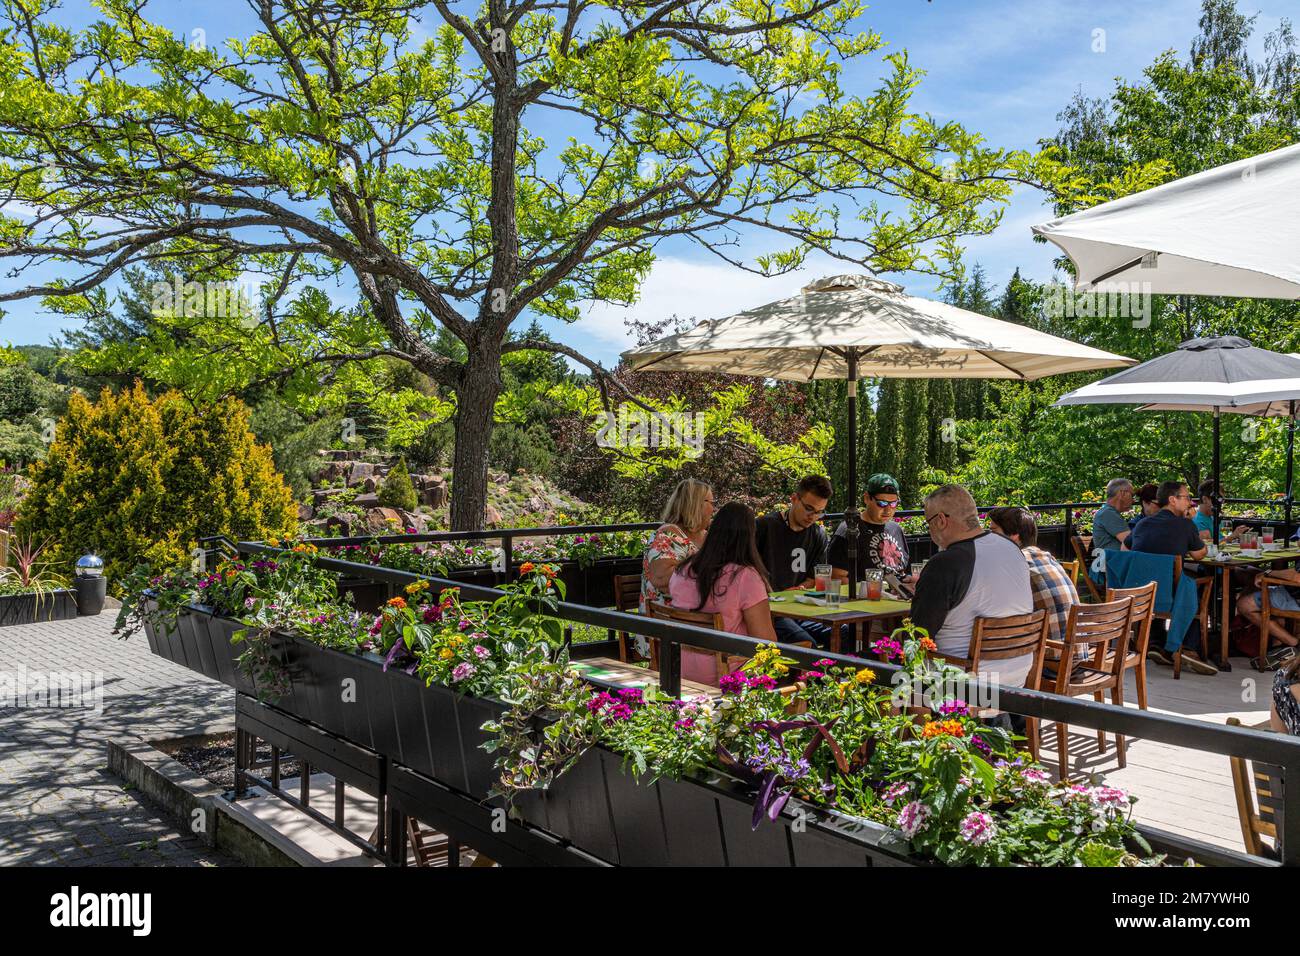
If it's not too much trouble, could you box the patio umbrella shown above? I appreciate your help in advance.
[1031,143,1300,300]
[623,273,1133,584]
[1054,338,1300,539]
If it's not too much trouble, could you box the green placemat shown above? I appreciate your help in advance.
[769,587,911,618]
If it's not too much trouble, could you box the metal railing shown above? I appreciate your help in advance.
[232,538,1300,866]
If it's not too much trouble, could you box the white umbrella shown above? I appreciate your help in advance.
[624,273,1133,583]
[1031,142,1300,300]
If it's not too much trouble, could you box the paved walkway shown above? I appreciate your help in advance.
[0,612,236,866]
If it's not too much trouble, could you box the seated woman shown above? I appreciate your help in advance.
[639,478,714,613]
[668,502,777,683]
[1271,656,1300,735]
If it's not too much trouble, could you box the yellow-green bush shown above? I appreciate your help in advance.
[16,382,297,587]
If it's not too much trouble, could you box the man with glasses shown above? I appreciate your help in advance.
[1129,480,1216,674]
[911,484,1035,688]
[829,473,909,581]
[756,474,833,647]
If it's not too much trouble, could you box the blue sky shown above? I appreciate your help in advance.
[2,0,1297,367]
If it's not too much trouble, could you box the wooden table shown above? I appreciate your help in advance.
[768,586,912,654]
[1197,543,1300,667]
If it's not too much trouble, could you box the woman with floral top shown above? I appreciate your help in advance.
[639,478,714,613]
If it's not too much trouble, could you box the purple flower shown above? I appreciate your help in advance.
[959,811,996,846]
[939,699,971,717]
[971,734,991,756]
[458,618,472,631]
[451,662,476,682]
[882,782,910,805]
[718,672,747,695]
[472,645,490,660]
[897,801,932,838]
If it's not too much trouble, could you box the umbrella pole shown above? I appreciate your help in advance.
[1213,408,1221,542]
[1287,401,1296,531]
[845,351,861,590]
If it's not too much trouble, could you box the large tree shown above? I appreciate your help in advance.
[0,0,1047,528]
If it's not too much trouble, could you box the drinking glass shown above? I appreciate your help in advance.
[1264,526,1276,546]
[865,569,883,601]
[910,562,926,582]
[814,564,832,592]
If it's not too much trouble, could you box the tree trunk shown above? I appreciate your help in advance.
[449,348,503,531]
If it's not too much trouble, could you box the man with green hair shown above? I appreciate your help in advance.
[829,473,909,581]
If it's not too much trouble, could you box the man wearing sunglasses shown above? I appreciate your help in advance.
[829,473,909,581]
[756,474,834,647]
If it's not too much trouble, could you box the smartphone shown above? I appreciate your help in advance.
[885,572,914,601]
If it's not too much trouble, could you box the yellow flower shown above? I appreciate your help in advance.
[439,647,454,660]
[405,580,430,596]
[837,681,851,698]
[855,668,876,685]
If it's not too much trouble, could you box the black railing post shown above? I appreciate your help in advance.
[1283,761,1300,866]
[660,639,681,698]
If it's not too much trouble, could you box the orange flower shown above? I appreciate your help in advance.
[919,636,938,652]
[519,562,536,575]
[386,596,407,609]
[921,719,965,739]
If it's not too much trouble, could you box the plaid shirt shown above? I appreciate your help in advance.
[1023,546,1080,651]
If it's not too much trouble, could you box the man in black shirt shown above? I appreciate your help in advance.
[1129,480,1216,675]
[755,475,833,647]
[828,473,909,581]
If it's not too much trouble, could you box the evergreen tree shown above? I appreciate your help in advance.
[927,379,958,473]
[872,379,902,480]
[896,380,930,505]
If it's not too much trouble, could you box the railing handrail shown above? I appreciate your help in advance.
[240,541,1300,777]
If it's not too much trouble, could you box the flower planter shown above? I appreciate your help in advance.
[145,606,1265,868]
[337,576,390,613]
[0,589,78,627]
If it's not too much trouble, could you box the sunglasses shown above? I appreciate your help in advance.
[873,499,899,509]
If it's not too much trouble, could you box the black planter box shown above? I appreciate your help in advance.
[0,589,78,626]
[148,606,1264,868]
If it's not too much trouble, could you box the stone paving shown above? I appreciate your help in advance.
[0,610,237,866]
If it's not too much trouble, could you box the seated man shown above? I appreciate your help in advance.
[828,472,908,582]
[755,474,834,648]
[1089,478,1134,581]
[911,485,1034,688]
[987,507,1080,671]
[1129,480,1217,675]
[1193,479,1249,543]
[1236,570,1300,659]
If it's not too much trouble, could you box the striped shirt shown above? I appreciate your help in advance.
[1023,545,1080,654]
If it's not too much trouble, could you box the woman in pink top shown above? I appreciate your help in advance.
[669,503,778,682]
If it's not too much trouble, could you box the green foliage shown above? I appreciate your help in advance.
[15,382,298,588]
[377,456,418,511]
[249,399,342,499]
[490,422,555,476]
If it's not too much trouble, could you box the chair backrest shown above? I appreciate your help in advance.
[1106,581,1157,651]
[1061,597,1133,674]
[646,600,723,630]
[1059,558,1080,587]
[1071,536,1102,601]
[613,573,642,613]
[1226,717,1284,858]
[969,610,1049,663]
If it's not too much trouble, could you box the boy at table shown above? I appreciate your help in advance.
[828,473,909,583]
[755,474,834,648]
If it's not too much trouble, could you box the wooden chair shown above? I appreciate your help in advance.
[1072,535,1102,602]
[1045,597,1134,780]
[1258,573,1300,671]
[1168,555,1214,679]
[1226,717,1283,859]
[612,573,644,662]
[1060,558,1080,591]
[406,818,491,866]
[1104,581,1158,710]
[933,610,1049,761]
[646,601,739,683]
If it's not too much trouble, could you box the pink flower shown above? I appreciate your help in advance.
[451,662,476,682]
[472,645,490,659]
[1089,786,1130,812]
[882,782,910,806]
[897,801,932,838]
[458,618,472,631]
[959,811,996,846]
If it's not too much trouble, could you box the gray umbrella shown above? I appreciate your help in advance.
[1055,337,1300,536]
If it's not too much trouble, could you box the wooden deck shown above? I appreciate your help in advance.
[1040,661,1271,855]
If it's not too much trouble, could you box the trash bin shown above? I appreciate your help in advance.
[74,554,107,616]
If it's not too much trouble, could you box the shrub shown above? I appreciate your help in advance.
[377,456,418,511]
[15,382,297,588]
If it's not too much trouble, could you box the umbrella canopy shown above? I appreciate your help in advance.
[1136,357,1300,415]
[1031,142,1300,300]
[1054,337,1300,409]
[624,274,1133,381]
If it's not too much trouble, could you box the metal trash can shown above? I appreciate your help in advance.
[74,554,107,616]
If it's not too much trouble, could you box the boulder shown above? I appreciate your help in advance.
[325,514,352,536]
[421,482,448,509]
[485,504,503,527]
[397,510,426,533]
[352,492,380,509]
[365,507,405,532]
[297,502,314,521]
[363,476,378,494]
[348,462,377,486]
